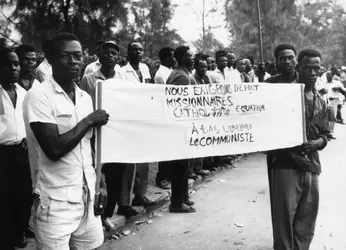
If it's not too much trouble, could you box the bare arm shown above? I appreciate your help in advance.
[30,110,108,161]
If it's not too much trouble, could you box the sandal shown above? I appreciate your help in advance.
[169,203,196,213]
[184,199,195,206]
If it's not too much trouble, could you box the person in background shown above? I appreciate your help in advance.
[166,45,196,213]
[0,48,33,249]
[268,49,330,250]
[234,58,250,83]
[16,44,39,90]
[83,40,105,77]
[244,57,258,82]
[340,66,346,87]
[154,47,175,85]
[154,47,176,189]
[226,51,236,72]
[23,33,108,249]
[123,41,157,209]
[35,39,52,83]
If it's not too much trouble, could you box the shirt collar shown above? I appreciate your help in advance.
[50,77,84,97]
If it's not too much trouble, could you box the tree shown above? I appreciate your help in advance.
[0,0,129,52]
[193,31,224,55]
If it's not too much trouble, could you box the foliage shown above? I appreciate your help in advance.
[193,31,224,55]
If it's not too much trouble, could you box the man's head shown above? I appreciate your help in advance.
[234,59,246,73]
[215,50,227,71]
[297,49,321,88]
[194,57,208,77]
[127,41,143,63]
[15,44,37,73]
[320,64,326,77]
[226,51,236,68]
[159,47,175,68]
[47,32,83,80]
[99,41,119,69]
[326,70,333,83]
[174,46,194,68]
[204,55,213,71]
[243,58,252,73]
[274,44,297,75]
[336,68,341,77]
[0,47,20,85]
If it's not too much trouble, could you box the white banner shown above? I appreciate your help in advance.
[99,80,305,164]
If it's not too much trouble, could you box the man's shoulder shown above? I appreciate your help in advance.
[140,62,150,70]
[264,74,282,83]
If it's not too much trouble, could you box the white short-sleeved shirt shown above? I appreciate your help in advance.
[154,65,172,84]
[122,62,151,83]
[80,65,125,108]
[35,59,52,83]
[210,68,241,84]
[83,59,101,77]
[0,83,26,145]
[23,77,95,203]
[326,80,346,104]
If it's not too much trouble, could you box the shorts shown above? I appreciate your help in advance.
[33,186,104,250]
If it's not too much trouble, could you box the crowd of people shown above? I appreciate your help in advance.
[0,31,344,250]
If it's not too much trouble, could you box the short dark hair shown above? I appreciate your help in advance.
[174,45,190,66]
[274,44,297,60]
[47,33,81,59]
[0,47,14,66]
[247,55,254,65]
[159,47,174,63]
[297,49,322,65]
[234,58,244,68]
[194,57,206,67]
[215,50,227,60]
[127,41,142,52]
[15,44,35,60]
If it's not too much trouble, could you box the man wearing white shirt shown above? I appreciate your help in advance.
[23,33,109,250]
[82,40,105,77]
[226,51,235,72]
[0,48,33,249]
[35,39,52,83]
[122,41,156,208]
[154,47,175,85]
[210,50,241,84]
[16,44,40,90]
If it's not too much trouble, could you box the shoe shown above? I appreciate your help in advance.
[103,217,116,231]
[188,172,198,180]
[184,199,195,206]
[117,206,139,217]
[340,120,345,124]
[329,135,337,140]
[132,196,157,207]
[169,203,196,213]
[25,226,35,238]
[195,169,210,177]
[14,233,27,248]
[156,180,171,190]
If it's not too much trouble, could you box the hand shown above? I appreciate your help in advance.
[94,175,107,216]
[87,109,109,127]
[20,138,28,150]
[301,139,323,153]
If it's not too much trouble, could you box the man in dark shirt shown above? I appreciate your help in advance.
[268,49,330,249]
[166,46,196,213]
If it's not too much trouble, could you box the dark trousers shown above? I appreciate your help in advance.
[133,163,149,197]
[270,168,319,250]
[156,161,172,182]
[170,159,190,207]
[102,163,135,218]
[0,144,33,249]
[337,104,343,121]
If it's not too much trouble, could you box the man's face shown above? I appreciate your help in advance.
[298,56,321,88]
[195,60,207,77]
[319,65,325,76]
[183,50,194,68]
[99,46,118,69]
[20,52,37,73]
[336,69,341,77]
[277,49,297,74]
[326,71,333,82]
[128,42,143,62]
[236,59,246,73]
[227,53,235,67]
[244,58,252,73]
[206,57,212,70]
[216,56,227,70]
[1,52,20,84]
[51,40,83,80]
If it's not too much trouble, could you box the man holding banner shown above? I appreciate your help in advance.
[166,45,197,213]
[268,48,330,250]
[24,33,109,249]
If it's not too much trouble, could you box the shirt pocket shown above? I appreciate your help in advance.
[55,112,74,134]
